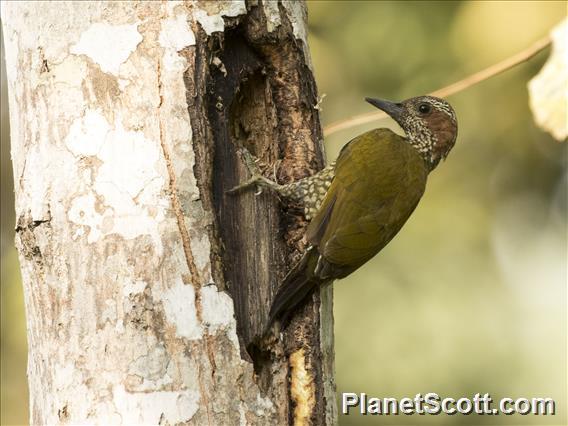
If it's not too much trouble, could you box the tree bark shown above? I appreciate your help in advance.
[2,1,335,424]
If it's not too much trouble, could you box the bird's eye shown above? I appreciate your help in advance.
[418,103,431,114]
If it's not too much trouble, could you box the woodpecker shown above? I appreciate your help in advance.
[230,96,458,329]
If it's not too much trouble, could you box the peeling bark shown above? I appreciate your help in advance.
[2,1,335,424]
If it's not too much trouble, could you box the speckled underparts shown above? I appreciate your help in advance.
[278,161,336,220]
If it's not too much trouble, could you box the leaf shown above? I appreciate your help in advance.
[528,19,567,142]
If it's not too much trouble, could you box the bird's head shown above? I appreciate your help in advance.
[366,95,458,170]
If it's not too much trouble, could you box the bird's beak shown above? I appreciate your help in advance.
[365,97,404,121]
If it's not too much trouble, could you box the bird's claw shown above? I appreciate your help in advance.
[272,159,282,182]
[237,148,262,176]
[227,147,280,196]
[226,174,263,195]
[226,148,262,195]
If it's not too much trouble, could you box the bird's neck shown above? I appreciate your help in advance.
[405,134,439,172]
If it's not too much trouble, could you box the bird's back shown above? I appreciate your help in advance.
[307,128,428,276]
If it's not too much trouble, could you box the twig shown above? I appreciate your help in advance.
[323,34,552,137]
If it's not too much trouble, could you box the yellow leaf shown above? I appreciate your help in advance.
[528,19,568,142]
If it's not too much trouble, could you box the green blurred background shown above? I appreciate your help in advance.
[1,1,566,425]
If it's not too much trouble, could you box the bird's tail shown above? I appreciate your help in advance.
[265,247,321,331]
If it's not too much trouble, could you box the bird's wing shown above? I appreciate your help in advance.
[307,128,427,268]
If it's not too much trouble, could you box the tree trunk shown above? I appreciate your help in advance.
[2,1,335,424]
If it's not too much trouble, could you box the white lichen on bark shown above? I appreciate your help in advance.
[3,0,336,423]
[1,1,325,423]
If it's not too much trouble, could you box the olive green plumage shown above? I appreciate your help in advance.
[231,95,459,329]
[267,129,428,325]
[309,129,428,266]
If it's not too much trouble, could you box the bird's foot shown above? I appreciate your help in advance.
[226,174,269,195]
[238,147,262,176]
[226,148,281,195]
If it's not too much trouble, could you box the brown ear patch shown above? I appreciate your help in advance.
[428,110,458,159]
